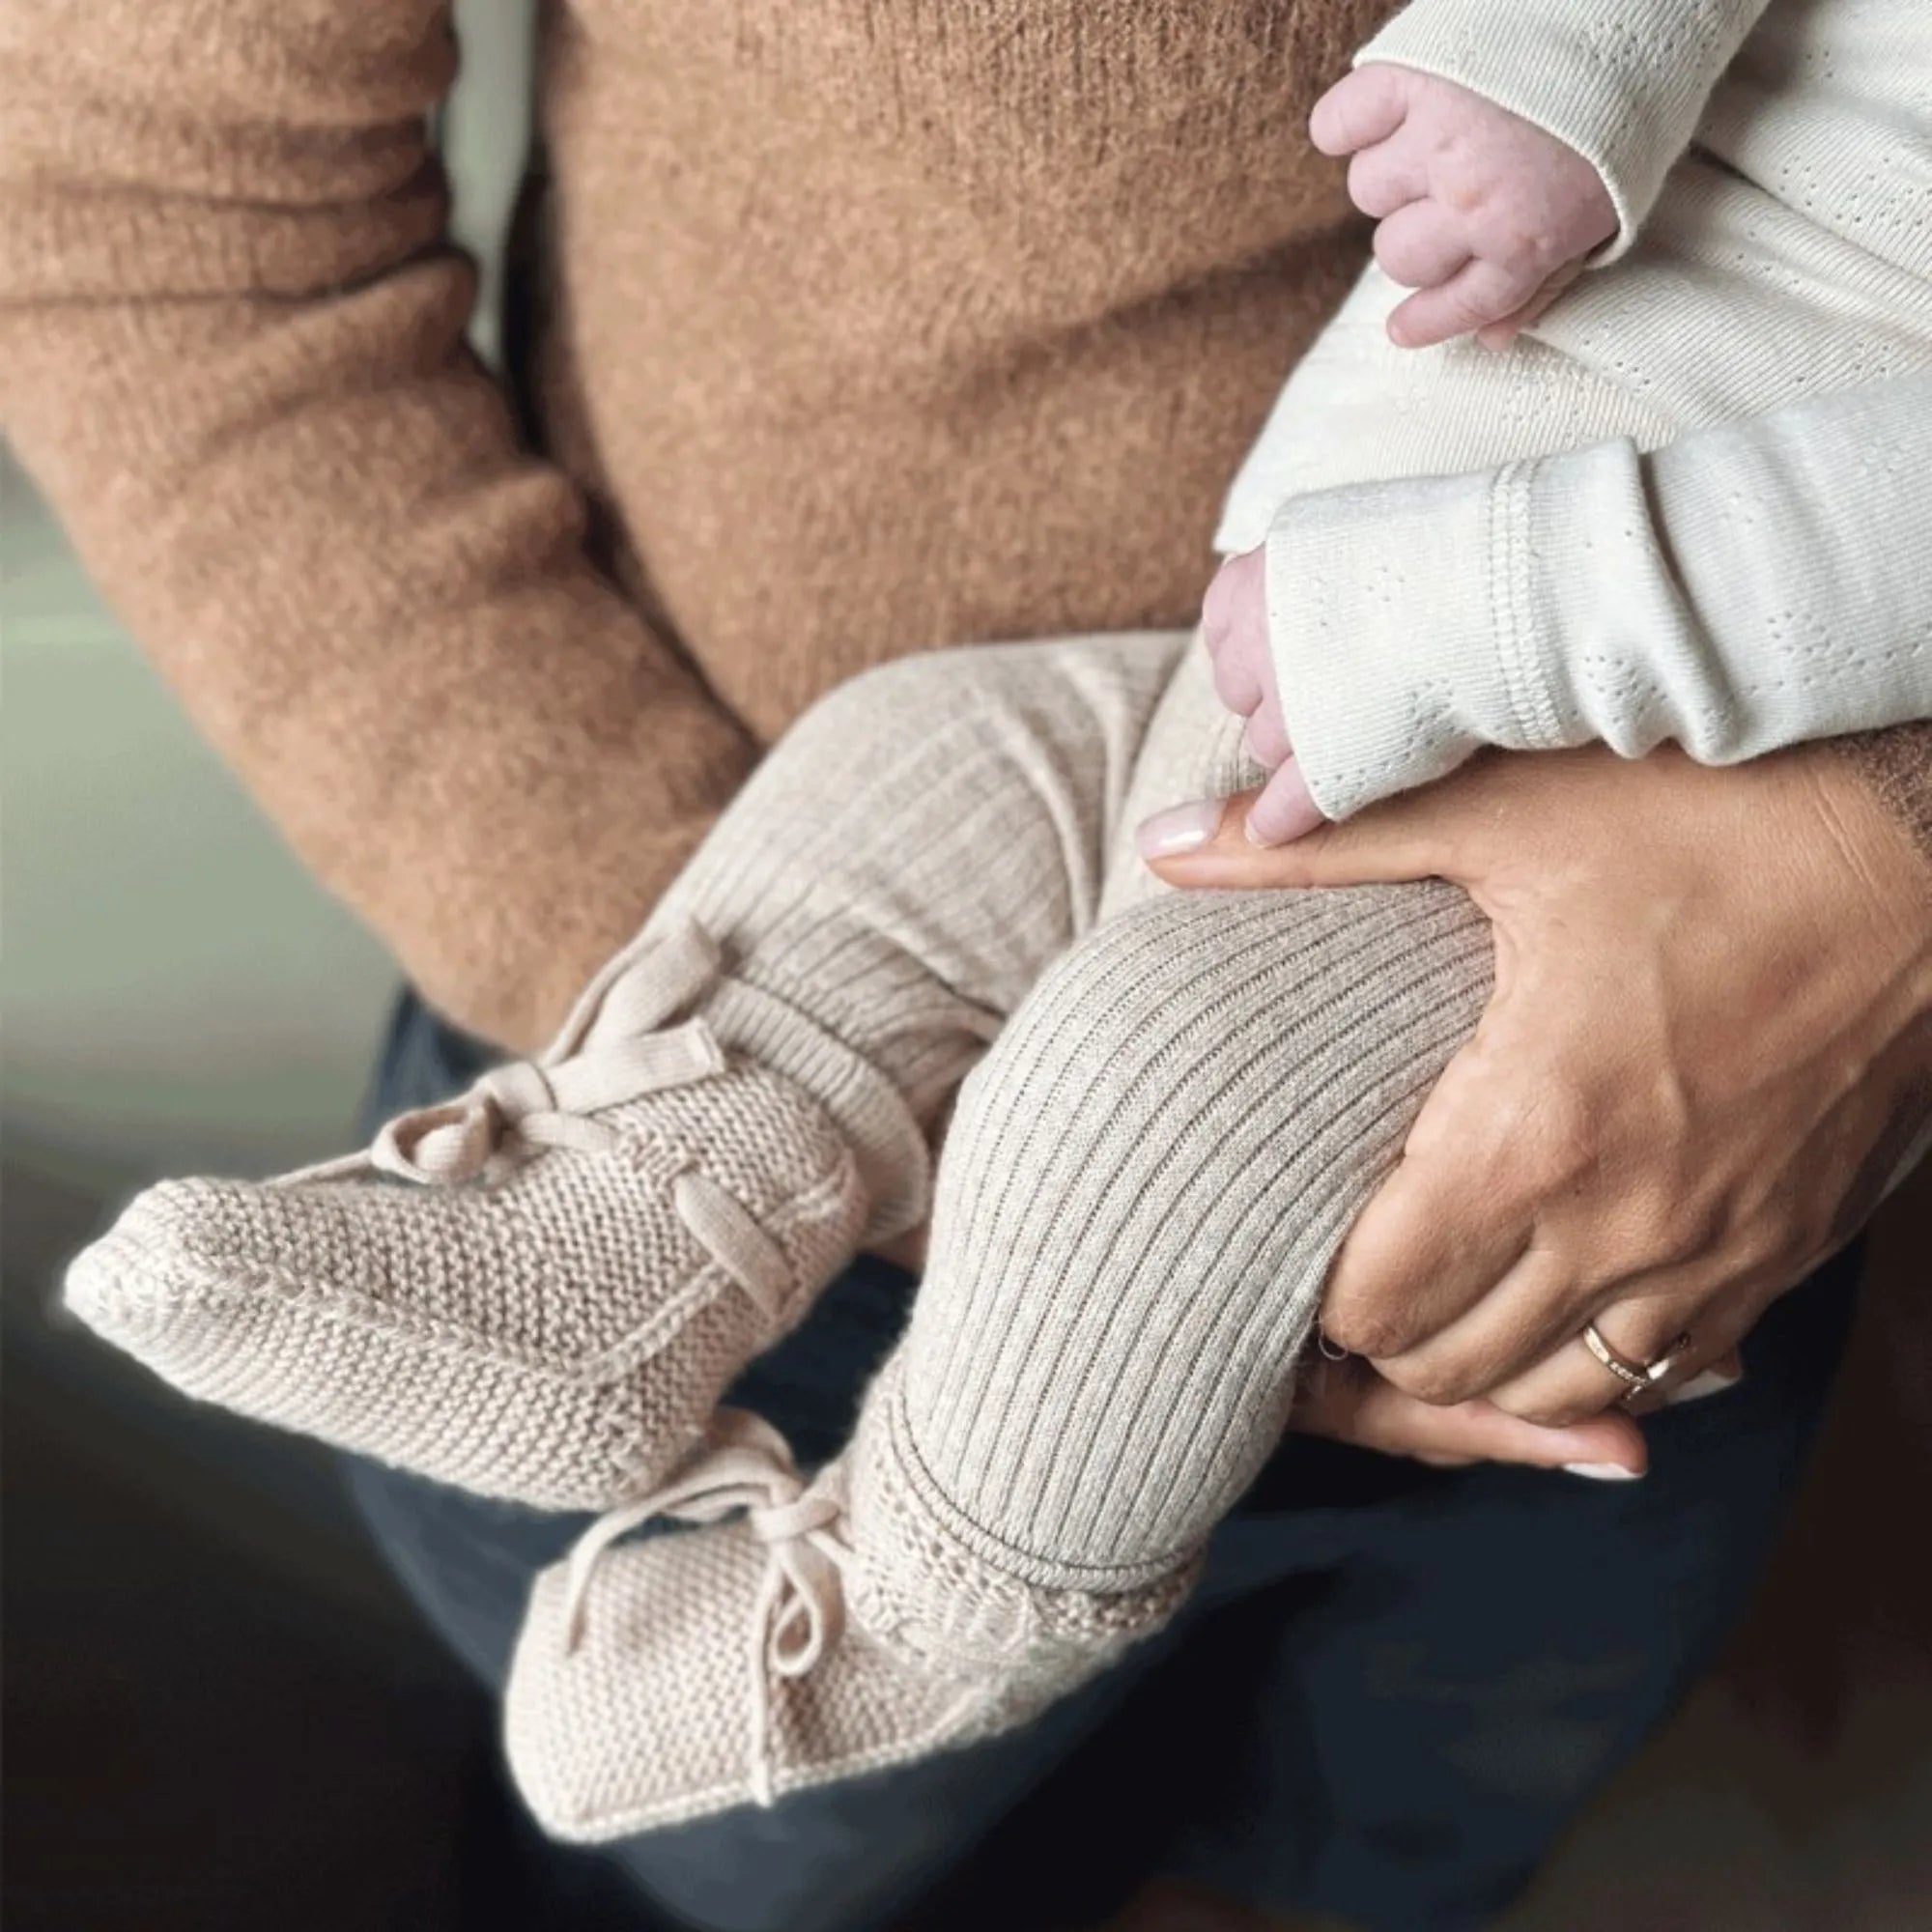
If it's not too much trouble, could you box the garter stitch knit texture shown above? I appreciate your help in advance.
[66,921,878,1510]
[64,636,1185,1512]
[506,1376,1196,1837]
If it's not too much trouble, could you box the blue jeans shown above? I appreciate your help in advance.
[347,991,1859,1932]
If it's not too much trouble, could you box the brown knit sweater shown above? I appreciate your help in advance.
[3,0,1925,1049]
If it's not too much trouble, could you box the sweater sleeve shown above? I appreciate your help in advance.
[1354,0,1773,260]
[0,0,756,1052]
[1264,372,1932,839]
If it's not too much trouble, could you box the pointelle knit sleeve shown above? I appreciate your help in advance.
[1264,371,1932,845]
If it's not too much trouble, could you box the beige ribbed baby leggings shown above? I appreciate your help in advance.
[650,632,1492,1591]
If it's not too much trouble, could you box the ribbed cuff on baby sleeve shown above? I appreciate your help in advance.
[1261,463,1522,821]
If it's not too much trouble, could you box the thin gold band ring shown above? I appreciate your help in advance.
[1581,1321,1691,1402]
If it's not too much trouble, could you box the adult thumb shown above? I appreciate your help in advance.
[1139,784,1463,891]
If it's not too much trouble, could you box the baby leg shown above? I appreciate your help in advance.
[505,871,1494,1834]
[642,631,1191,1234]
[878,878,1492,1589]
[897,636,1483,1576]
[67,635,1187,1509]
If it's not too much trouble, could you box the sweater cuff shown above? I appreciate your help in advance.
[1262,466,1525,821]
[1831,723,1932,878]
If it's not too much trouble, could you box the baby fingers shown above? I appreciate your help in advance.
[1473,262,1582,351]
[1201,549,1270,715]
[1308,65,1410,157]
[1372,201,1473,290]
[1387,257,1544,349]
[1244,688,1293,769]
[1348,140,1431,220]
[1244,757,1323,846]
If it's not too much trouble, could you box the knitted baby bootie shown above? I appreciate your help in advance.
[502,1357,1191,1837]
[66,918,918,1509]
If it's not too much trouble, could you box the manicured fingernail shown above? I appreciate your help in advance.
[1136,800,1224,859]
[1562,1462,1642,1482]
[1664,1367,1743,1406]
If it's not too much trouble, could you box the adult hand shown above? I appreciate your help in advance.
[1141,745,1932,1424]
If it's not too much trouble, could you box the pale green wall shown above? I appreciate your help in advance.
[1,464,396,1178]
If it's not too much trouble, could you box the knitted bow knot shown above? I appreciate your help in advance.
[368,916,727,1185]
[368,1027,727,1184]
[283,911,798,1331]
[560,1410,853,1805]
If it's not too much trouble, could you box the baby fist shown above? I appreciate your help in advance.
[1310,64,1616,350]
[1201,550,1322,846]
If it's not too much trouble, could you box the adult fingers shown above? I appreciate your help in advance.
[1371,1260,1675,1419]
[1306,1011,1553,1361]
[1320,1136,1535,1362]
[1373,200,1472,289]
[1354,1240,1578,1405]
[1291,1358,1648,1477]
[1139,784,1459,886]
[1645,1349,1745,1413]
[1390,1203,1792,1422]
[1308,65,1410,156]
[1484,1289,1761,1427]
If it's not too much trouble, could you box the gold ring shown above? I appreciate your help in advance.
[1582,1321,1691,1402]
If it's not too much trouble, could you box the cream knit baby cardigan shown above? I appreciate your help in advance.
[1219,0,1932,821]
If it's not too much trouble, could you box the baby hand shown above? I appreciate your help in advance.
[1200,549,1323,846]
[1310,64,1616,350]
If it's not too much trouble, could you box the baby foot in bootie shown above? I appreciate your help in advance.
[65,919,905,1509]
[503,1364,1191,1837]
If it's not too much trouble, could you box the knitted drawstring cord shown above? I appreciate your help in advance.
[560,1410,853,1806]
[287,917,795,1323]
